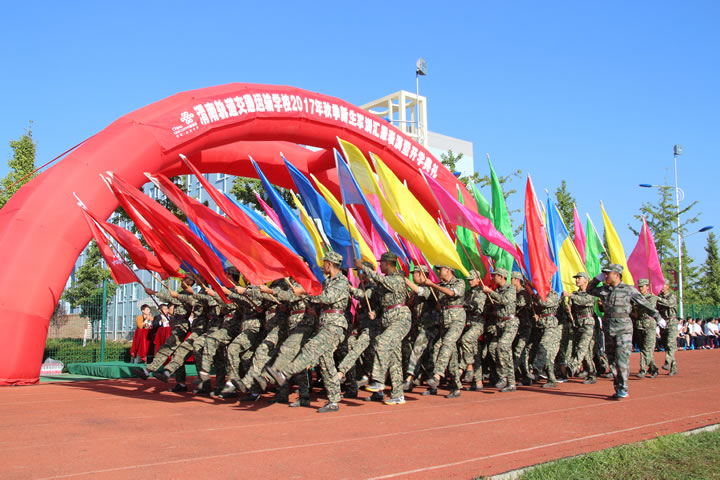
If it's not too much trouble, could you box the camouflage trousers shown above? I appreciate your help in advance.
[532,319,561,382]
[147,321,189,383]
[556,321,572,367]
[513,322,533,377]
[569,317,596,378]
[372,316,411,399]
[194,329,227,388]
[198,322,242,374]
[240,324,287,390]
[226,326,262,382]
[433,315,466,378]
[661,319,678,374]
[164,330,203,377]
[429,331,462,391]
[406,324,440,379]
[496,318,519,385]
[284,325,345,403]
[605,319,633,392]
[459,320,485,377]
[271,325,313,401]
[637,320,658,374]
[338,325,377,377]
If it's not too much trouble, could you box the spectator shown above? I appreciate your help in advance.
[704,318,719,349]
[146,303,169,358]
[676,319,687,349]
[152,304,173,355]
[130,304,152,363]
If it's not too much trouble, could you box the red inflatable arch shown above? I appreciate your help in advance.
[0,83,474,385]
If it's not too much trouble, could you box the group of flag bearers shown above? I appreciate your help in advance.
[137,250,681,411]
[75,135,683,411]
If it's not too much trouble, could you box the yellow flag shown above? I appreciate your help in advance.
[311,175,377,269]
[290,191,324,267]
[370,152,468,275]
[601,202,634,285]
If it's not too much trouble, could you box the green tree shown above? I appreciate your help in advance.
[61,241,118,323]
[554,180,577,237]
[700,232,720,305]
[231,175,293,211]
[630,185,702,302]
[0,122,37,209]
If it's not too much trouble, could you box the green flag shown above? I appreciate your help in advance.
[585,214,605,278]
[456,186,487,277]
[488,159,515,271]
[469,184,494,256]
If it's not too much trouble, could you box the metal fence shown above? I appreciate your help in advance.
[686,304,720,319]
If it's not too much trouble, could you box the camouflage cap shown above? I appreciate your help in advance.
[466,269,483,280]
[573,272,590,279]
[380,251,398,263]
[224,265,240,276]
[412,264,429,274]
[434,264,451,270]
[492,268,509,279]
[602,263,624,274]
[511,271,523,280]
[638,278,650,287]
[360,260,374,270]
[322,251,344,265]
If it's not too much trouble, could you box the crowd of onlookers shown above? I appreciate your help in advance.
[129,303,174,363]
[674,317,720,350]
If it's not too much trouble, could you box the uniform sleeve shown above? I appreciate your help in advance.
[535,291,559,308]
[363,269,397,291]
[586,279,605,298]
[571,292,595,308]
[274,288,297,303]
[657,292,678,309]
[631,290,661,319]
[156,290,181,306]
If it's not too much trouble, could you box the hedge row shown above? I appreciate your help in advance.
[44,339,132,368]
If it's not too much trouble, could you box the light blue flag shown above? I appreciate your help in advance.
[187,218,227,265]
[252,160,325,282]
[283,155,358,268]
[334,150,407,262]
[222,193,297,254]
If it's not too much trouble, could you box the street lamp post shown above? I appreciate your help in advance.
[415,57,427,146]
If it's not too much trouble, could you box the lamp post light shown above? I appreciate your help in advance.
[415,57,427,146]
[638,145,711,319]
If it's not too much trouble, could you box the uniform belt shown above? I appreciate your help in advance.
[443,305,465,310]
[290,309,306,315]
[267,307,277,314]
[384,303,407,312]
[321,309,344,314]
[539,313,556,318]
[499,315,516,321]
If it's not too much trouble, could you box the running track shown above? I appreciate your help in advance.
[2,349,718,479]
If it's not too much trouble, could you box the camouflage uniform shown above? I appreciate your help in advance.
[365,268,410,399]
[657,289,679,374]
[487,282,518,385]
[588,270,661,393]
[225,289,264,383]
[432,275,466,391]
[406,286,440,379]
[531,290,561,383]
[556,301,573,371]
[281,271,350,404]
[162,291,213,378]
[191,291,227,389]
[567,288,597,379]
[513,287,533,378]
[147,289,193,383]
[633,284,659,376]
[337,281,382,384]
[197,292,247,377]
[459,284,487,381]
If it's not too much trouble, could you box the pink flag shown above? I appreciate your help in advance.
[573,206,586,258]
[422,172,521,264]
[627,216,665,295]
[255,191,283,231]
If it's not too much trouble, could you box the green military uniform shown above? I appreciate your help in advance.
[431,271,466,392]
[162,290,213,378]
[459,270,487,383]
[512,272,534,380]
[567,274,598,381]
[405,267,440,381]
[225,289,264,385]
[279,253,350,407]
[531,289,561,385]
[657,287,679,374]
[365,254,411,401]
[191,290,226,392]
[588,264,661,396]
[147,288,193,384]
[633,279,659,377]
[486,269,518,388]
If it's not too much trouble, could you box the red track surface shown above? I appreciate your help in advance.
[2,349,719,480]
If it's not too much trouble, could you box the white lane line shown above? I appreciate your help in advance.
[366,410,720,479]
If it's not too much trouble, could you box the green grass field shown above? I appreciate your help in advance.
[494,427,720,479]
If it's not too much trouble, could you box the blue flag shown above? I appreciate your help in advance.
[546,197,563,294]
[334,150,407,262]
[252,160,325,282]
[283,155,358,268]
[187,218,227,265]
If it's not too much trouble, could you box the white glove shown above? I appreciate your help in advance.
[657,318,667,329]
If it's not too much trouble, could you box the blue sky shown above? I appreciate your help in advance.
[1,1,717,265]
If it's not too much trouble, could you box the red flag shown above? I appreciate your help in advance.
[149,173,322,295]
[108,174,232,302]
[524,176,557,301]
[83,209,169,278]
[80,209,139,285]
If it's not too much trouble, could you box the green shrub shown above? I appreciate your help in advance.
[44,338,132,369]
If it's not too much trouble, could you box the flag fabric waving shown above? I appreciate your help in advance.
[601,202,634,285]
[627,216,665,294]
[80,208,140,285]
[573,205,586,258]
[524,176,557,300]
[290,191,326,266]
[487,158,516,271]
[585,213,605,278]
[546,198,587,293]
[223,194,297,254]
